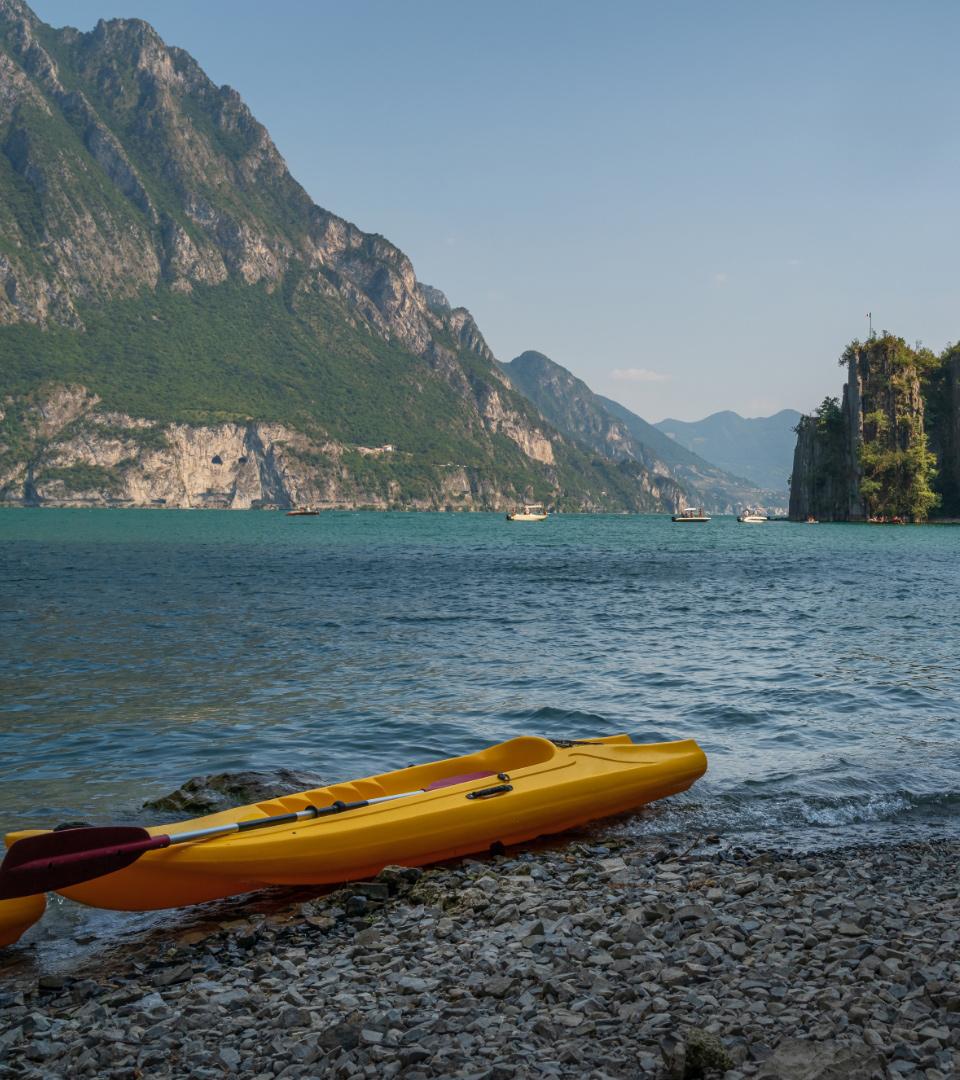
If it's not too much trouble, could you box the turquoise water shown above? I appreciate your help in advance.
[1,508,959,848]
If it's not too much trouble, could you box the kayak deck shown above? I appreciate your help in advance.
[6,734,707,912]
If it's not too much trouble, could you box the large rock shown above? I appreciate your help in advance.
[142,768,327,815]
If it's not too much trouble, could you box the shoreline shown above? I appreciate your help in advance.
[2,834,957,1078]
[5,505,960,524]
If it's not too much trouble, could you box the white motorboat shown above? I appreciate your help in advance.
[506,503,548,522]
[737,509,767,523]
[671,507,711,522]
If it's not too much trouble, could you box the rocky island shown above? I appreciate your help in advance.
[789,335,960,522]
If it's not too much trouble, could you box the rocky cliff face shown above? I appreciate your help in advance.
[0,0,678,513]
[501,350,777,514]
[0,0,431,346]
[788,410,854,521]
[790,336,954,521]
[789,350,867,522]
[0,385,528,510]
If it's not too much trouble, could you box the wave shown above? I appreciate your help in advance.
[499,705,616,729]
[614,785,960,848]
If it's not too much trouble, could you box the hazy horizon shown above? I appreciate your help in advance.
[30,0,960,422]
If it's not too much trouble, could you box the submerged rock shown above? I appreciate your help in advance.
[142,768,326,815]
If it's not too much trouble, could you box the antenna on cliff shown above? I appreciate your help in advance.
[866,311,873,339]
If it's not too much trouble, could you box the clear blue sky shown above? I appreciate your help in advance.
[31,0,960,421]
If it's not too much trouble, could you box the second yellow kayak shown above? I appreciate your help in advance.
[0,894,46,947]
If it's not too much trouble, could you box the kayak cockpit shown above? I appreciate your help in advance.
[253,735,561,817]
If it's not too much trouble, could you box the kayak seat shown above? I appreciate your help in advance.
[426,771,494,791]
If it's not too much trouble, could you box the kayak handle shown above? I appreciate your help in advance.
[466,784,513,800]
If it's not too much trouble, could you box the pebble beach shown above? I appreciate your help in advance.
[3,833,958,1079]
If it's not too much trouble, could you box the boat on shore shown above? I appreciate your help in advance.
[2,735,707,914]
[671,507,711,522]
[506,503,548,522]
[286,507,320,517]
[737,509,767,523]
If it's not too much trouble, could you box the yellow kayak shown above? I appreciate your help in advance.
[0,894,46,947]
[6,734,706,912]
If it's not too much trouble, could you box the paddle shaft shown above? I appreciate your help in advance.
[0,789,424,899]
[163,788,425,847]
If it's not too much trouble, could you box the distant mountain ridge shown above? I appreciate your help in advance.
[654,410,801,496]
[501,351,777,513]
[0,0,683,512]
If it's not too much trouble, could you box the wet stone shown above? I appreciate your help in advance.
[3,836,958,1080]
[344,895,368,917]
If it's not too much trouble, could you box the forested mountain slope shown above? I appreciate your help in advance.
[0,0,680,511]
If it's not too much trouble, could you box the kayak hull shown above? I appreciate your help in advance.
[0,894,46,947]
[6,735,706,912]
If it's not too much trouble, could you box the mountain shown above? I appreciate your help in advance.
[0,0,679,513]
[501,350,774,513]
[653,410,800,496]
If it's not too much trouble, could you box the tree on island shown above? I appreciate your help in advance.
[849,336,940,522]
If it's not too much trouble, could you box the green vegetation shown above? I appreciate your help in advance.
[859,409,939,521]
[814,396,843,435]
[845,337,940,521]
[90,423,170,452]
[0,278,661,509]
[35,462,125,493]
[804,396,849,511]
[922,342,960,517]
[0,281,477,454]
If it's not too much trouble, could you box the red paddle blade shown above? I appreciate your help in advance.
[0,826,163,899]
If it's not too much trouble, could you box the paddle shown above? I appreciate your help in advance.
[0,769,514,901]
[0,788,426,900]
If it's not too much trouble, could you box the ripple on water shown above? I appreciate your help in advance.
[0,509,958,848]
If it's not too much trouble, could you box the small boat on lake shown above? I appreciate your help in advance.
[671,507,711,522]
[506,503,548,522]
[286,507,320,517]
[737,509,767,523]
[1,735,707,914]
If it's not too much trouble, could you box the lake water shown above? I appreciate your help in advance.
[2,508,959,852]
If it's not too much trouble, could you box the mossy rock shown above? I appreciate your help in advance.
[684,1028,735,1076]
[662,1027,735,1079]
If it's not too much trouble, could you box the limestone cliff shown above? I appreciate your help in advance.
[1,384,681,512]
[0,385,519,510]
